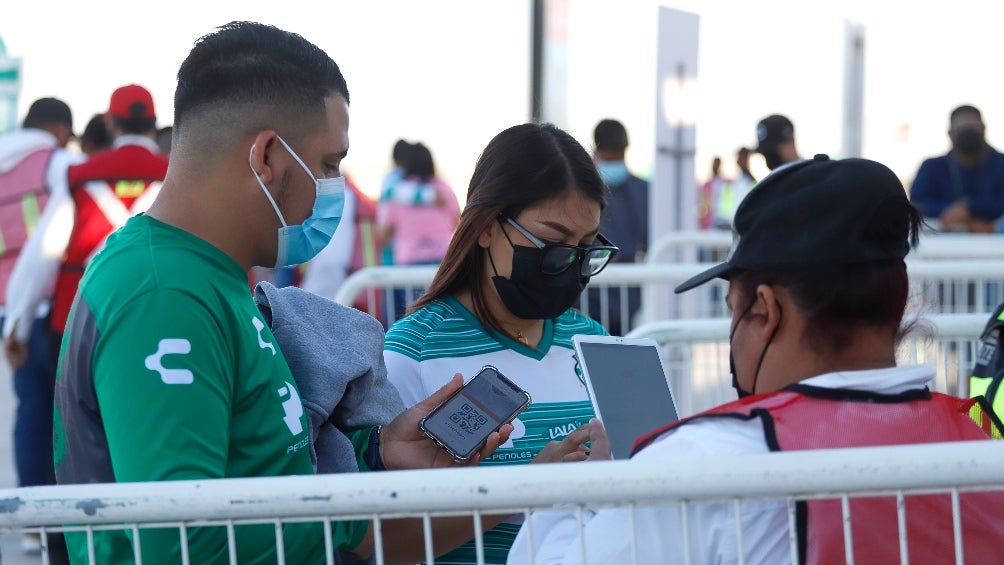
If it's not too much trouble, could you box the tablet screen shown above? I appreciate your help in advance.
[575,338,679,459]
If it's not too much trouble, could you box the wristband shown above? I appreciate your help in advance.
[364,425,386,471]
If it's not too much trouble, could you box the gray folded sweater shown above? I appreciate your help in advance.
[253,281,405,474]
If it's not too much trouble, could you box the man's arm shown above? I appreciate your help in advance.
[965,154,1004,222]
[908,158,951,219]
[3,156,75,348]
[343,377,593,563]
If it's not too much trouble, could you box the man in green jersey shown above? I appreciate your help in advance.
[53,21,509,564]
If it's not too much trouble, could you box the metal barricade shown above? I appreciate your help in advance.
[647,230,1004,264]
[335,262,1004,332]
[626,313,988,417]
[2,442,1003,564]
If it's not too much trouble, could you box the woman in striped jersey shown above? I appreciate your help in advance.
[384,122,619,565]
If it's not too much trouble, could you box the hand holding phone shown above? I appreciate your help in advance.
[419,365,532,463]
[377,373,519,470]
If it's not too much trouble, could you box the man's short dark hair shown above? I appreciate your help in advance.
[392,139,412,164]
[112,116,157,135]
[174,21,350,132]
[80,114,111,149]
[950,104,982,123]
[594,119,629,152]
[402,142,435,181]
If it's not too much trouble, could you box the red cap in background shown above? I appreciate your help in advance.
[107,84,156,119]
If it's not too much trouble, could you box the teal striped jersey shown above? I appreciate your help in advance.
[384,296,606,564]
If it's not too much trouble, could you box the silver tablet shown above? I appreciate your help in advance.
[572,335,680,459]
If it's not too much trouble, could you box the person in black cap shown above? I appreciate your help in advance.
[754,113,801,170]
[509,155,1004,565]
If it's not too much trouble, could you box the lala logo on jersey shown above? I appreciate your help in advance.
[145,338,195,385]
[277,381,304,436]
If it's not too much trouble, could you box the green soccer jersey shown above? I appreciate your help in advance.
[53,214,367,564]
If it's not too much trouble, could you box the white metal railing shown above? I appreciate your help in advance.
[626,313,988,417]
[3,442,1003,564]
[334,261,1004,332]
[647,230,1004,264]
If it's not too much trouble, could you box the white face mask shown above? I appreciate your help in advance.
[249,136,345,267]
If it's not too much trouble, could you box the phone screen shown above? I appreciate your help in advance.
[420,366,531,461]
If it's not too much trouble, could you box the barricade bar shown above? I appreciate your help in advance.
[2,441,1002,529]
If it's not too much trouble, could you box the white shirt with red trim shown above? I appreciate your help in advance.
[506,365,935,565]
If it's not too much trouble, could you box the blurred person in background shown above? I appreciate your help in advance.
[379,138,433,267]
[699,155,725,230]
[585,118,647,335]
[78,113,112,157]
[969,301,1004,433]
[754,113,801,171]
[1,96,81,560]
[712,146,757,230]
[909,104,1004,233]
[376,141,460,321]
[5,84,168,377]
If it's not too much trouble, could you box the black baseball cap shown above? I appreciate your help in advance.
[755,114,794,153]
[675,154,917,293]
[22,97,73,131]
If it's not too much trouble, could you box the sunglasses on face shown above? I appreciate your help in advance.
[500,216,619,277]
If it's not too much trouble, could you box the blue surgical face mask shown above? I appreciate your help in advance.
[595,160,630,187]
[250,136,345,267]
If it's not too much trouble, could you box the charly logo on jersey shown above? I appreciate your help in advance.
[252,317,276,355]
[145,339,195,385]
[277,381,304,436]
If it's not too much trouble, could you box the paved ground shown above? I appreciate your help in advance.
[1,359,43,564]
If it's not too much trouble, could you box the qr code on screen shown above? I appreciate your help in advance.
[450,402,489,434]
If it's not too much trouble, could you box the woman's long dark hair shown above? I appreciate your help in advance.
[409,122,608,335]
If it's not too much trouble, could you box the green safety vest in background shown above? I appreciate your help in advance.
[970,303,1004,439]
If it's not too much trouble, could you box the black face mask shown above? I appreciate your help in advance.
[728,301,756,398]
[728,299,782,399]
[491,245,588,320]
[954,128,985,156]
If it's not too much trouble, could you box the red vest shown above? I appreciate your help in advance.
[51,144,168,331]
[633,386,1004,564]
[0,148,52,302]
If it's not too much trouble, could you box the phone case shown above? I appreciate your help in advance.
[418,365,531,463]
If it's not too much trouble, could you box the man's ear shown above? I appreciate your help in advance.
[249,131,280,184]
[753,284,783,336]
